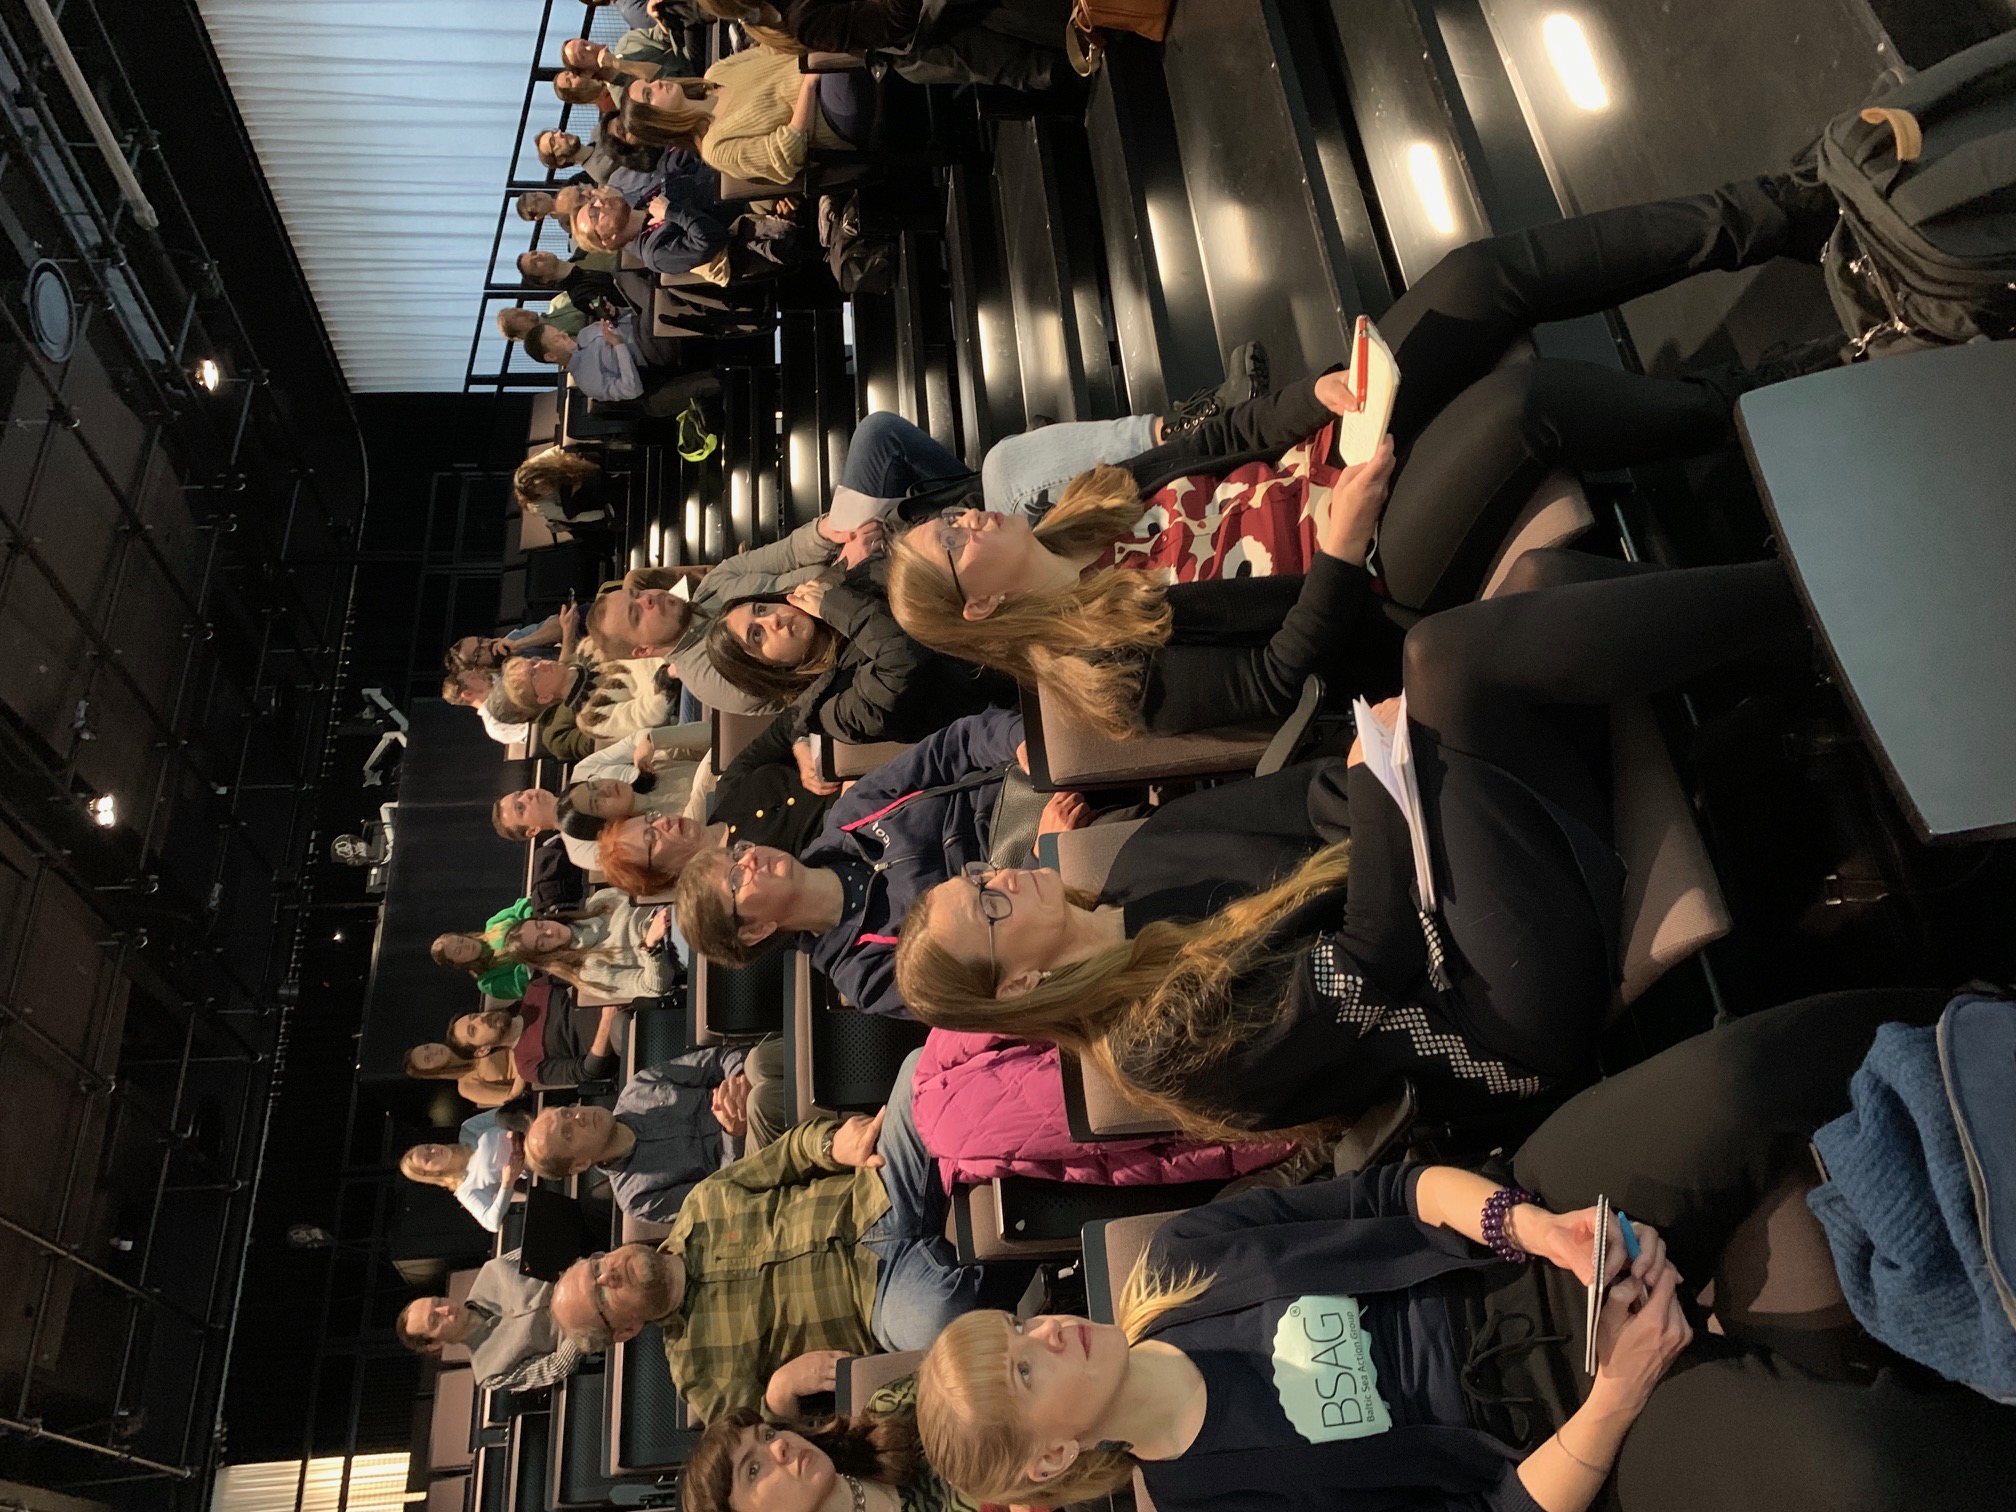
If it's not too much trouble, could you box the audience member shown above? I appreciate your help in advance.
[486,649,605,763]
[404,1039,525,1109]
[547,1071,1029,1421]
[682,1376,967,1512]
[475,887,687,1003]
[586,518,876,711]
[397,1248,582,1391]
[524,314,723,419]
[399,1109,522,1231]
[617,55,858,186]
[673,708,1041,1016]
[896,552,1807,1139]
[535,125,660,192]
[705,553,1019,746]
[571,165,734,278]
[525,1045,778,1221]
[442,668,529,746]
[760,0,1073,92]
[915,990,2016,1512]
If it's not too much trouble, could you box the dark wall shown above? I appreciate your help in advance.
[360,699,534,1080]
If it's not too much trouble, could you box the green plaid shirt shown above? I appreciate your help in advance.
[657,1116,888,1421]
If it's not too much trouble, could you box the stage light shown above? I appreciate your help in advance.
[195,358,222,392]
[89,794,117,828]
[1407,143,1459,237]
[1543,14,1610,111]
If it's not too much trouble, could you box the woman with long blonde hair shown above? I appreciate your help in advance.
[890,166,1844,742]
[398,1110,522,1231]
[896,551,1808,1139]
[617,47,854,188]
[403,1040,524,1109]
[916,991,2016,1512]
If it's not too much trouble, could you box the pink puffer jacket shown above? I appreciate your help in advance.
[912,1030,1300,1193]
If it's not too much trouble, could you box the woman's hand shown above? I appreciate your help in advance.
[791,736,843,796]
[643,907,672,947]
[557,602,581,661]
[632,730,662,773]
[1591,1261,1693,1412]
[1521,1206,1667,1291]
[1316,435,1396,567]
[785,579,832,621]
[647,193,670,221]
[1036,790,1093,840]
[836,518,884,570]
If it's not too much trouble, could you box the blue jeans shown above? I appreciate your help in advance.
[863,1048,1027,1349]
[979,414,1160,519]
[840,412,971,500]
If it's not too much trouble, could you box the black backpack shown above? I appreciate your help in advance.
[1817,28,2016,358]
[818,191,898,297]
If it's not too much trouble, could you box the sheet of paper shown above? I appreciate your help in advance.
[1351,694,1437,912]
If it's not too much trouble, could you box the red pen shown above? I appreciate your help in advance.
[1352,316,1371,412]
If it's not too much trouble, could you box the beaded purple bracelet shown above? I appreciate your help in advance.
[1480,1185,1539,1263]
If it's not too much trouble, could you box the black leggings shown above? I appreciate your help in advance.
[1405,548,1803,843]
[1502,989,2016,1511]
[1373,179,1802,611]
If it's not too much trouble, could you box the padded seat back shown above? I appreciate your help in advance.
[1059,1050,1179,1140]
[1082,1211,1185,1323]
[810,999,930,1112]
[1051,820,1146,894]
[827,738,913,779]
[609,1324,699,1474]
[835,1350,924,1415]
[693,952,789,1039]
[1610,699,1732,1007]
[1478,470,1598,597]
[711,709,773,769]
[1031,678,1276,787]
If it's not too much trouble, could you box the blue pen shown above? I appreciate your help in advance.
[1614,1208,1642,1263]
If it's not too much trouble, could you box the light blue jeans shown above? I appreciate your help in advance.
[863,1048,1029,1349]
[979,414,1161,519]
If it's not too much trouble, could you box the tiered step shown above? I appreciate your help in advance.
[944,162,1025,462]
[1083,35,1222,414]
[991,118,1123,424]
[1153,0,1390,382]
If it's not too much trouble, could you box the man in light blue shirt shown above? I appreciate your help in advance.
[528,316,643,402]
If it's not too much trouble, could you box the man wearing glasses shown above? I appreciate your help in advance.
[546,1096,1027,1422]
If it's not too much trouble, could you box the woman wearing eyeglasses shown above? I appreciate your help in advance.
[888,167,1842,744]
[703,553,1020,751]
[893,550,1809,1141]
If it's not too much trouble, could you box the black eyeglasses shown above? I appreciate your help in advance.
[934,509,974,604]
[960,861,1013,980]
[726,840,757,931]
[582,1249,618,1336]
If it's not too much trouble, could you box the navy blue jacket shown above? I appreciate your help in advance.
[798,707,1024,1017]
[636,149,733,275]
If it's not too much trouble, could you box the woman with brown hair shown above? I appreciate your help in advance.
[683,1377,974,1512]
[703,556,1018,747]
[616,55,857,186]
[513,447,610,527]
[403,1040,525,1109]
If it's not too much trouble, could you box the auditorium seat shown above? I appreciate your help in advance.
[953,1176,1225,1265]
[822,737,912,781]
[608,1325,701,1475]
[834,1350,924,1415]
[691,952,789,1041]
